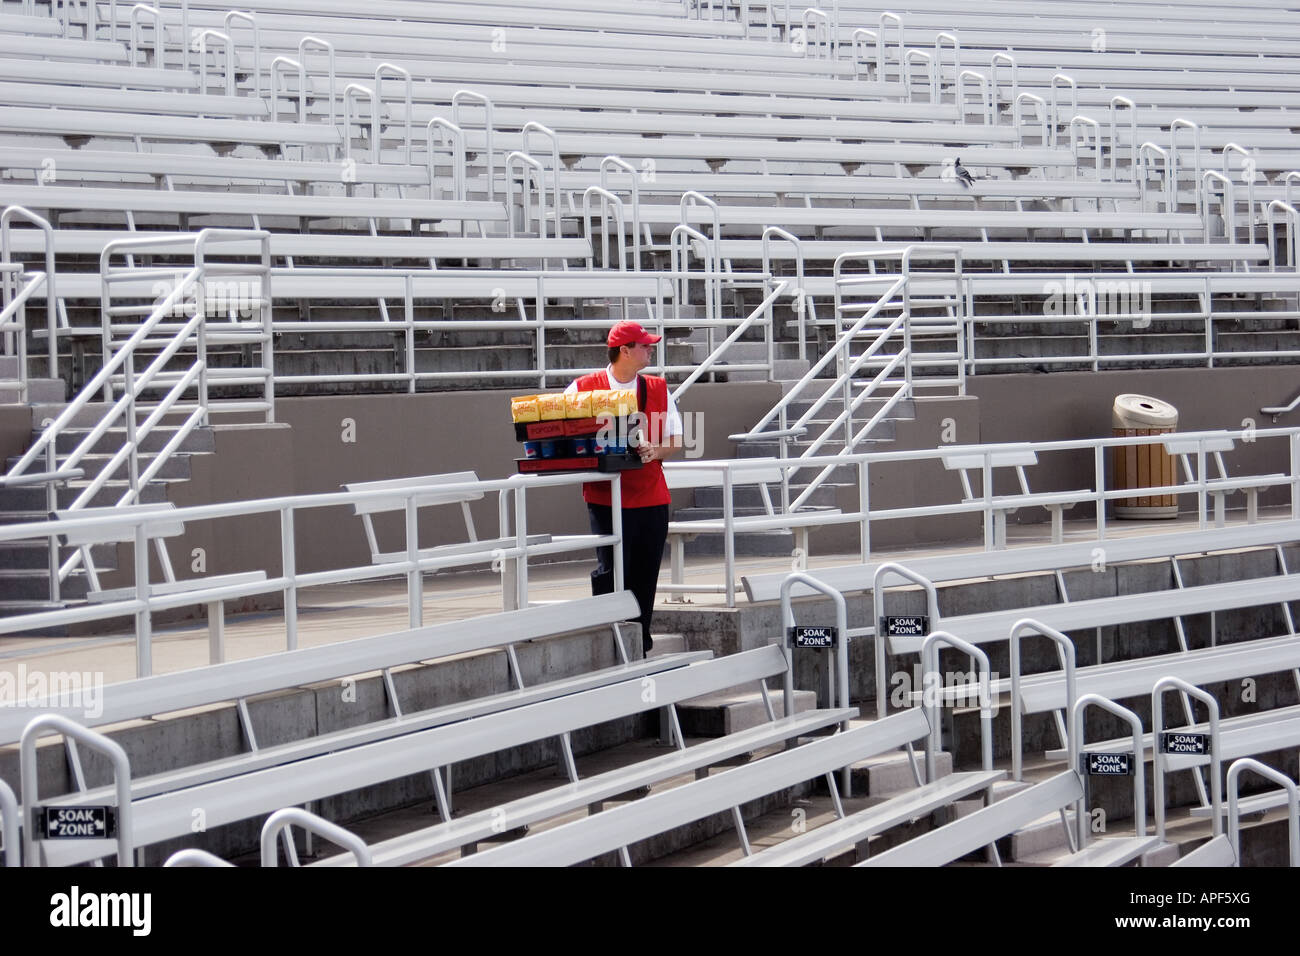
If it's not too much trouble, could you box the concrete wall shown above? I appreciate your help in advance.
[968,365,1300,522]
[85,381,782,594]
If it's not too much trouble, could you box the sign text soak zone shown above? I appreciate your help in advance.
[789,625,838,649]
[37,806,116,840]
[1083,752,1132,776]
[880,616,929,638]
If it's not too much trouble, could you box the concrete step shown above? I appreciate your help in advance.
[0,378,65,404]
[0,540,116,571]
[0,478,173,513]
[49,425,215,456]
[647,633,687,658]
[0,568,89,602]
[676,687,818,737]
[4,452,192,482]
[846,748,954,797]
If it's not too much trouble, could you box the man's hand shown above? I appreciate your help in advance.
[637,437,683,464]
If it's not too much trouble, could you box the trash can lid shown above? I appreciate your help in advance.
[1113,393,1178,428]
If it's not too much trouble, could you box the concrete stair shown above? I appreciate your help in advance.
[0,402,216,627]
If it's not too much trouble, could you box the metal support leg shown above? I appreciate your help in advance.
[207,601,224,664]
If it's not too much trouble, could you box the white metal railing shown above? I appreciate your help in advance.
[2,230,272,596]
[672,279,789,404]
[1,206,57,380]
[0,470,624,676]
[665,424,1300,597]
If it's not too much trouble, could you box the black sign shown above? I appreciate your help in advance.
[790,625,838,649]
[1160,732,1208,756]
[37,806,116,840]
[1083,752,1132,776]
[880,615,929,638]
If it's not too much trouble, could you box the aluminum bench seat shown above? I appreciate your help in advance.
[1170,833,1237,865]
[731,768,1006,866]
[640,205,1201,231]
[0,590,644,747]
[43,270,665,302]
[36,643,791,867]
[311,711,857,865]
[0,147,429,187]
[448,707,933,867]
[0,57,198,89]
[858,769,1083,867]
[743,518,1300,605]
[0,106,341,148]
[0,34,127,62]
[1,229,592,261]
[889,573,1300,654]
[0,185,505,225]
[0,81,269,118]
[1190,789,1295,819]
[709,240,1267,265]
[1050,835,1162,867]
[1044,700,1300,768]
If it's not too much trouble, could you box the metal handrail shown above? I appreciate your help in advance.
[1110,96,1136,182]
[0,271,46,402]
[427,118,466,201]
[673,279,788,404]
[129,3,163,69]
[451,90,496,202]
[920,630,993,782]
[669,222,720,326]
[761,226,806,358]
[1171,118,1202,218]
[521,122,562,242]
[194,28,234,96]
[1202,170,1237,245]
[1069,115,1102,182]
[343,83,377,165]
[374,63,413,166]
[21,715,134,867]
[1266,200,1299,272]
[223,10,259,99]
[1014,91,1048,148]
[270,56,306,124]
[2,206,57,378]
[506,150,547,239]
[904,48,936,104]
[599,156,643,270]
[581,186,628,271]
[1049,73,1077,148]
[877,11,904,82]
[956,69,991,125]
[779,571,851,794]
[1138,141,1172,213]
[871,562,941,719]
[0,777,18,867]
[298,37,336,128]
[1227,758,1299,866]
[735,273,905,443]
[261,808,371,867]
[990,52,1016,123]
[1009,619,1076,783]
[1152,677,1222,844]
[1069,694,1146,854]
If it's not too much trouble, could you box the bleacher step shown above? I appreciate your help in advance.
[676,688,817,737]
[647,633,687,658]
[844,747,954,797]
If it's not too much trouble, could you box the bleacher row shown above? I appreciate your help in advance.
[4,516,1300,866]
[0,0,1299,867]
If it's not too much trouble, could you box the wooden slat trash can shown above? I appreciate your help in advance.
[1112,394,1179,519]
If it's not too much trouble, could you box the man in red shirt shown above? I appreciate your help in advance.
[566,321,683,654]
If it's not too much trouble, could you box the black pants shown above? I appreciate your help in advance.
[587,502,669,654]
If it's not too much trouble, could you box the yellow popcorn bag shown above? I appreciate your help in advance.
[565,390,594,419]
[614,389,638,416]
[591,389,618,418]
[510,395,539,423]
[537,392,566,421]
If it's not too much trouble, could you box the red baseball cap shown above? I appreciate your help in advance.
[607,320,662,348]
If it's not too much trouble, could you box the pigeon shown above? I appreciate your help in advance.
[954,156,976,187]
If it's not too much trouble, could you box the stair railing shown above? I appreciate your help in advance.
[671,280,789,405]
[2,206,57,378]
[3,230,270,592]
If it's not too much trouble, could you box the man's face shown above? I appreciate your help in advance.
[620,341,653,372]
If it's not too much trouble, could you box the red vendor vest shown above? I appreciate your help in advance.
[573,370,671,509]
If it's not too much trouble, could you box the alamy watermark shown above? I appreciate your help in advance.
[1043,275,1153,329]
[151,273,263,320]
[0,665,104,720]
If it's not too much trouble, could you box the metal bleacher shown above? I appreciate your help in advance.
[3,0,1300,871]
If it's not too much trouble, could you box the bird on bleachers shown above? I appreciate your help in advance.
[953,157,977,188]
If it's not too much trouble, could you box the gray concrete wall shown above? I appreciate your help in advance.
[968,366,1300,522]
[91,381,780,595]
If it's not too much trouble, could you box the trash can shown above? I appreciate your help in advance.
[1112,394,1179,519]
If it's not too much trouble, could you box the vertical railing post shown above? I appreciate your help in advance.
[281,506,297,651]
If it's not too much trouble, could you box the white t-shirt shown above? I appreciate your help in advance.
[565,366,683,438]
